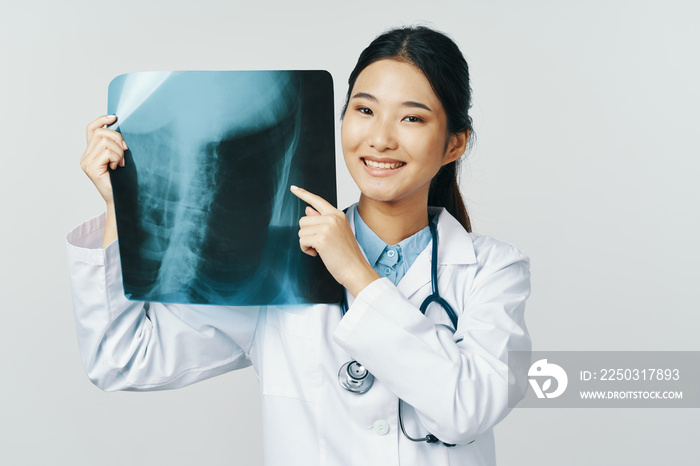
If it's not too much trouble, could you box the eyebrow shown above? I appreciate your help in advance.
[351,92,432,112]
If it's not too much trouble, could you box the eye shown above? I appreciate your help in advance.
[357,107,373,115]
[403,115,424,123]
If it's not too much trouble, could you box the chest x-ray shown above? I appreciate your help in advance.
[107,70,342,306]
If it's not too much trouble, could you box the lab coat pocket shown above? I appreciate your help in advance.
[259,305,321,401]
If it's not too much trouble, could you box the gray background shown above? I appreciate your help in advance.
[1,0,698,464]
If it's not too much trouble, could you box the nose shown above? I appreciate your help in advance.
[368,117,398,151]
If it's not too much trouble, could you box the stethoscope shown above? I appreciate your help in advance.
[339,215,469,447]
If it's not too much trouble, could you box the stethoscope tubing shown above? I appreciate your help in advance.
[338,212,462,446]
[419,218,458,329]
[339,214,458,327]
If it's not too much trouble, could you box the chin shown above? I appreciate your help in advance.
[354,178,395,201]
[358,184,412,205]
[362,191,398,203]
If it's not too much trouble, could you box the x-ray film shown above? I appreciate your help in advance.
[107,70,342,306]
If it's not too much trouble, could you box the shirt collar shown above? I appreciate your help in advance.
[353,210,387,267]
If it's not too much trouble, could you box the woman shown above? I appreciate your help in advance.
[69,26,531,465]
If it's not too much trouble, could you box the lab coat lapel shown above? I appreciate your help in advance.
[398,207,477,299]
[397,247,432,299]
[431,206,477,266]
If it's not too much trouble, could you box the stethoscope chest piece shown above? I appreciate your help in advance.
[338,360,374,394]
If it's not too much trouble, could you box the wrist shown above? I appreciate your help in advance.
[344,264,381,298]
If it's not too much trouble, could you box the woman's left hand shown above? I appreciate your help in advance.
[291,185,380,297]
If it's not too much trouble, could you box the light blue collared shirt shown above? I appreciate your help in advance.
[354,209,432,286]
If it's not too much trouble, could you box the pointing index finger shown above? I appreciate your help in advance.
[290,185,336,215]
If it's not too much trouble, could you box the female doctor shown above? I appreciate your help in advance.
[68,26,531,465]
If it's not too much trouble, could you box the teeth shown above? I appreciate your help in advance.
[364,159,405,169]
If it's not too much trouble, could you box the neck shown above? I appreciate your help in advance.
[357,193,430,245]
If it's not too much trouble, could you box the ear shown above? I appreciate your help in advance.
[442,130,469,166]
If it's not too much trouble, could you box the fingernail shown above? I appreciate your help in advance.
[290,185,298,191]
[120,158,125,167]
[108,114,117,119]
[122,140,128,150]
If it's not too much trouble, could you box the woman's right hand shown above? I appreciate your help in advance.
[80,114,128,206]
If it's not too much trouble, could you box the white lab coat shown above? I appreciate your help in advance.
[65,204,531,466]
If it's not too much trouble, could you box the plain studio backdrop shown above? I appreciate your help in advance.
[1,1,698,464]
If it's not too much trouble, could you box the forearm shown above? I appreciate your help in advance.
[334,254,531,444]
[102,203,117,248]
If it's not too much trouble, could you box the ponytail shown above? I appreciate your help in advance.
[428,160,471,232]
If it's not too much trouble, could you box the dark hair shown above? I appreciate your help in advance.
[341,26,474,232]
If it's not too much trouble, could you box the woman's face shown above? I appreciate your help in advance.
[341,59,462,206]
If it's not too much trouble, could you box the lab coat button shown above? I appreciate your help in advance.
[373,420,389,436]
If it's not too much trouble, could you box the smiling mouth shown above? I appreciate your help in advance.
[363,158,406,170]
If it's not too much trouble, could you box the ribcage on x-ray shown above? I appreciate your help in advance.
[117,115,298,305]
